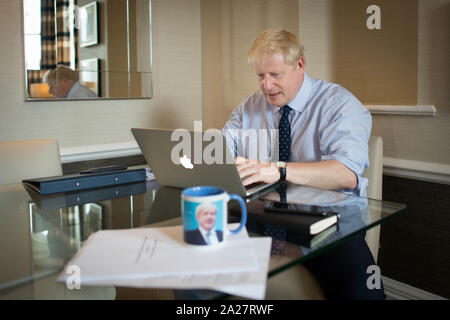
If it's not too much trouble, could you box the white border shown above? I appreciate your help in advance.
[366,105,436,116]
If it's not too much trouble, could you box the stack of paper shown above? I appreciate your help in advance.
[57,224,272,299]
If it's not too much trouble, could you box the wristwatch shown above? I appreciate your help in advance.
[276,161,287,181]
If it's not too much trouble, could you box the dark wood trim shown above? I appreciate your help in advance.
[379,175,450,298]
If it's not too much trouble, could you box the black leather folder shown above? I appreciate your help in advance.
[22,168,146,195]
[24,181,147,211]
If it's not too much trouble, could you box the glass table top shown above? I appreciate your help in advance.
[0,180,406,299]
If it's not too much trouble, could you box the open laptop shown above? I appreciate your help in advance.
[131,128,278,198]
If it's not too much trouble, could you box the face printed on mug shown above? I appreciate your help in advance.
[195,203,218,231]
[182,186,247,246]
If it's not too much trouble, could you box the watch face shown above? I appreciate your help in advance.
[276,161,287,168]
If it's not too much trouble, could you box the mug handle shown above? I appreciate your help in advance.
[228,194,247,234]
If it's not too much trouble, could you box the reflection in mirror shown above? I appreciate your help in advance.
[23,0,152,100]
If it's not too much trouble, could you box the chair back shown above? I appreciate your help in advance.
[363,136,383,200]
[362,136,383,262]
[0,139,62,186]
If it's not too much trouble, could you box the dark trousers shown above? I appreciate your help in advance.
[303,232,386,300]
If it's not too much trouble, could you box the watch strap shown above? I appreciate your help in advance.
[279,167,286,181]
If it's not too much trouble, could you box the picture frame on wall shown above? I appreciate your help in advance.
[79,58,101,97]
[79,1,99,47]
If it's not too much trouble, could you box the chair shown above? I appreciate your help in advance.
[363,136,383,201]
[0,139,62,186]
[265,136,383,299]
[0,139,116,299]
[363,136,383,262]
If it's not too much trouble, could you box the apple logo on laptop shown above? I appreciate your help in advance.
[180,155,194,169]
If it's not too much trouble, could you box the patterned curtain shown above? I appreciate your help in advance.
[27,70,48,86]
[40,0,76,71]
[40,0,57,70]
[56,0,72,67]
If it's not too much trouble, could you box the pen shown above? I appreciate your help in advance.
[80,165,127,174]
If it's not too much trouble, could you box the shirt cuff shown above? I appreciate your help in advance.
[321,154,368,197]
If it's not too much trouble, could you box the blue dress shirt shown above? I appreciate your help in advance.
[67,81,98,99]
[222,73,372,196]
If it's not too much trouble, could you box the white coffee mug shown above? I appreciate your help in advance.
[181,186,247,247]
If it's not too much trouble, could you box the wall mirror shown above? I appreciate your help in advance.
[23,0,152,100]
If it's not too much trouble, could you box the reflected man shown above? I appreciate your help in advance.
[43,65,98,99]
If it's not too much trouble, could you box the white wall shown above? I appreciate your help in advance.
[371,0,450,164]
[201,0,299,130]
[0,0,202,149]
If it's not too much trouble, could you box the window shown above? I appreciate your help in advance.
[24,0,41,70]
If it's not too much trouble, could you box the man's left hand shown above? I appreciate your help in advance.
[235,156,280,186]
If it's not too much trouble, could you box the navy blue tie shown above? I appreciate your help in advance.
[265,106,292,254]
[279,105,292,162]
[264,223,287,254]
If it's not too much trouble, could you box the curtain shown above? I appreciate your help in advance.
[27,70,48,86]
[40,0,75,70]
[56,0,73,67]
[40,0,57,70]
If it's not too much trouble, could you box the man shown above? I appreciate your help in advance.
[222,29,371,197]
[184,203,223,245]
[43,65,98,99]
[222,30,384,299]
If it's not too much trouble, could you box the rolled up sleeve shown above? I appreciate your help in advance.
[319,98,372,196]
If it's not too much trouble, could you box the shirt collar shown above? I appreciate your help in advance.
[198,225,215,237]
[272,72,313,114]
[67,81,80,98]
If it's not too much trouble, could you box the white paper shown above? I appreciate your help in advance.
[214,237,272,299]
[58,224,272,299]
[102,238,272,300]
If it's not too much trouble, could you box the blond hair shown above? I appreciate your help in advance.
[248,29,305,67]
[195,203,217,218]
[43,65,79,83]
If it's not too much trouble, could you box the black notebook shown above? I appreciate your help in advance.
[232,199,340,236]
[288,225,338,249]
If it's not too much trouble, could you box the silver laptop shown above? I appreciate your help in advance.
[131,128,277,198]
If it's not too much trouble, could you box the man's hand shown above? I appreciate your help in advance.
[235,156,280,186]
[235,157,357,191]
